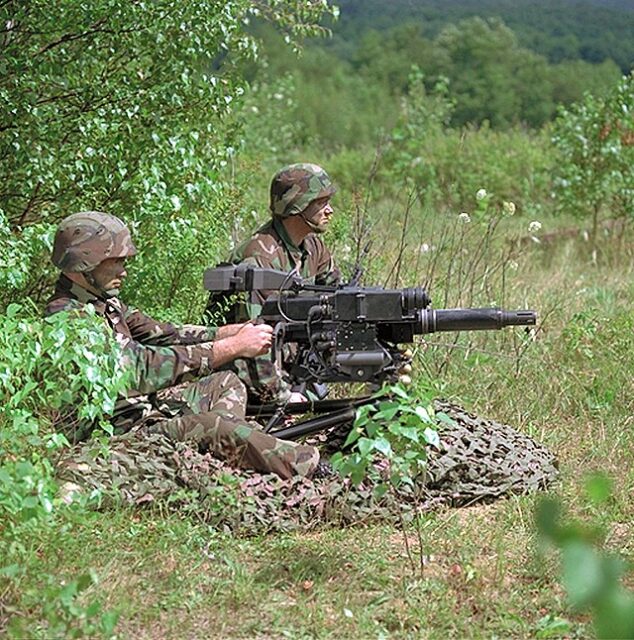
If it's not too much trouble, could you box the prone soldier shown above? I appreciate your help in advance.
[45,211,325,480]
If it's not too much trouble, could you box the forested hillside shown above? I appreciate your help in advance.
[248,0,631,144]
[329,0,634,70]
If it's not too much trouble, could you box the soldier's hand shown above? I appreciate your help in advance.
[234,322,274,358]
[215,323,246,339]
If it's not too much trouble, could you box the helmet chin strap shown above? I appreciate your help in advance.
[83,271,117,298]
[300,211,325,234]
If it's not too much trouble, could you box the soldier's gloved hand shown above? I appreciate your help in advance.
[234,322,274,358]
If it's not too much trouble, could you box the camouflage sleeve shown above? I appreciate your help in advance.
[314,239,341,286]
[115,332,216,396]
[124,307,218,345]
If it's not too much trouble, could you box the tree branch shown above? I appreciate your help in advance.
[17,181,42,226]
[36,18,110,56]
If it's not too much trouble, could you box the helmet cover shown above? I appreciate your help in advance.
[270,163,336,218]
[52,211,137,272]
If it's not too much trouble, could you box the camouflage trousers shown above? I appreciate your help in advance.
[144,371,318,480]
[220,355,291,404]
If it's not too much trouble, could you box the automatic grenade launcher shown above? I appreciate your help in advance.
[204,264,537,387]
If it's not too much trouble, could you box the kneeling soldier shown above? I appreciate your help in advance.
[45,211,321,480]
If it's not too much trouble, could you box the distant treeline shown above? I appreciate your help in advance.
[329,0,634,72]
[252,9,624,148]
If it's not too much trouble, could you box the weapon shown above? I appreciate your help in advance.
[203,264,537,439]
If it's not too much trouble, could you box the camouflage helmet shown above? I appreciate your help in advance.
[270,163,336,218]
[52,211,137,272]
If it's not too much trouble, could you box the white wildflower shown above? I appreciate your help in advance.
[508,260,519,271]
[458,212,471,223]
[476,188,487,200]
[419,243,430,253]
[170,194,182,211]
[503,201,516,216]
[528,220,542,233]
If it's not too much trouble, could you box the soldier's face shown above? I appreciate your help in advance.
[302,197,334,233]
[89,257,128,295]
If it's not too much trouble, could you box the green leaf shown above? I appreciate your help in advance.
[423,427,439,448]
[365,422,380,438]
[100,610,121,636]
[387,423,403,437]
[585,473,612,505]
[372,483,389,499]
[389,385,409,399]
[535,615,573,639]
[357,437,374,457]
[0,564,22,578]
[400,426,421,442]
[436,411,457,427]
[415,405,433,423]
[40,496,53,513]
[372,437,392,457]
[22,496,39,509]
[77,570,98,592]
[562,540,605,607]
[350,463,367,486]
[343,427,362,448]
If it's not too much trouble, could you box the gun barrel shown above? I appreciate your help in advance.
[419,308,536,334]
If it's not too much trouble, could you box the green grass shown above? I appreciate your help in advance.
[3,223,633,639]
[3,500,588,639]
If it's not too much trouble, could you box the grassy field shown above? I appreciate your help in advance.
[3,219,633,639]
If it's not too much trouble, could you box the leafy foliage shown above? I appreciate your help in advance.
[0,2,337,631]
[0,303,128,551]
[0,304,130,636]
[537,476,634,639]
[1,0,632,635]
[331,0,634,72]
[255,5,623,139]
[7,570,120,639]
[0,0,336,317]
[331,383,442,496]
[552,73,634,232]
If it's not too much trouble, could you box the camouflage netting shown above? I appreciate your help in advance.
[426,401,558,504]
[56,402,558,533]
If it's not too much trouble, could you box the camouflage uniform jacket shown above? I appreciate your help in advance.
[206,218,339,402]
[229,217,340,320]
[45,275,219,434]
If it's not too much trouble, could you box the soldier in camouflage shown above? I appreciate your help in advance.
[206,163,340,402]
[45,211,321,480]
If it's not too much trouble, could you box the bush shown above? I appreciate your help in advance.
[0,303,129,633]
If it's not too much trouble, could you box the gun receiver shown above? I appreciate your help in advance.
[204,265,537,386]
